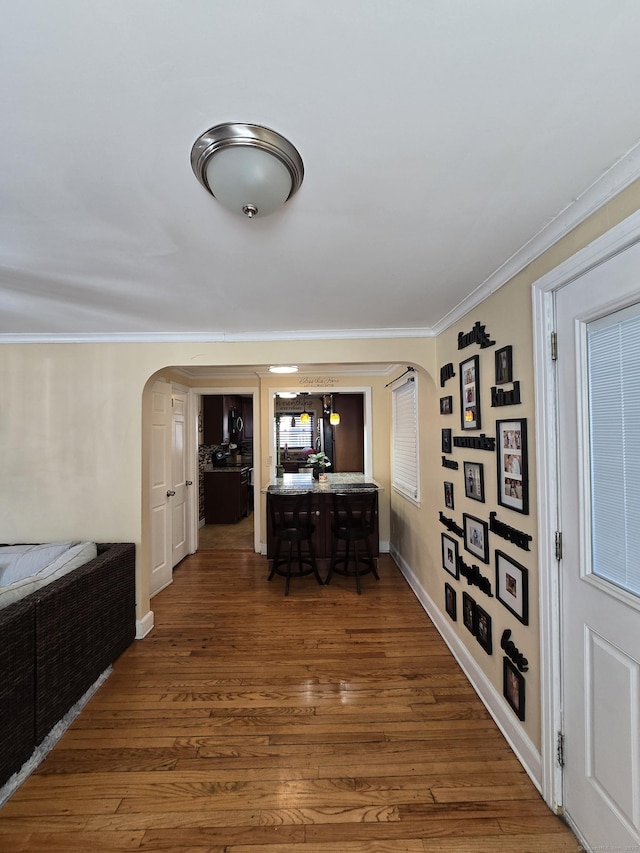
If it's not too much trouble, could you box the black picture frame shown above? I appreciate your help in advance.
[462,591,476,634]
[459,354,481,430]
[441,532,459,578]
[445,583,457,621]
[475,604,493,654]
[440,395,453,415]
[503,657,525,721]
[463,513,489,564]
[495,549,529,625]
[496,418,529,514]
[495,345,513,385]
[442,428,452,454]
[444,481,454,510]
[463,461,485,503]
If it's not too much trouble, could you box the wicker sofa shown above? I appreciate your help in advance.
[0,542,136,788]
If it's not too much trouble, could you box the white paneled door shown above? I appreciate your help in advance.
[556,241,640,851]
[149,380,173,597]
[171,390,189,567]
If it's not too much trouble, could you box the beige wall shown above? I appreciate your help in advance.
[0,338,435,623]
[388,178,640,749]
[2,177,639,758]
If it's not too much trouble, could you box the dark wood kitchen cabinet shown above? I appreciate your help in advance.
[241,396,253,440]
[204,394,254,448]
[331,394,364,473]
[204,470,249,524]
[203,396,228,445]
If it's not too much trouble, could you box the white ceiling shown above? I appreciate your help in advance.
[3,1,640,342]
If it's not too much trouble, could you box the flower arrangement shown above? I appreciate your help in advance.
[306,451,331,469]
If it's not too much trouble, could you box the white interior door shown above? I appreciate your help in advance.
[171,389,189,567]
[556,242,640,851]
[149,380,172,597]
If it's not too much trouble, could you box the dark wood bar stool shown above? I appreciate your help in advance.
[326,490,379,594]
[267,492,323,595]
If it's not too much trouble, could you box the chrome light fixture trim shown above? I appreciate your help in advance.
[190,122,304,218]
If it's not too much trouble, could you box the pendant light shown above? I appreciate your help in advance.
[329,394,340,426]
[299,393,311,425]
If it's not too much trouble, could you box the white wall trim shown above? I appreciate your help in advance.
[531,282,564,813]
[0,327,435,345]
[267,384,373,483]
[390,545,543,792]
[136,609,154,639]
[531,206,640,813]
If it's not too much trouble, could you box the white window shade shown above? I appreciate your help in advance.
[392,374,419,501]
[588,303,640,596]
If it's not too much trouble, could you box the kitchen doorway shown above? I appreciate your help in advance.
[197,390,257,552]
[274,391,366,475]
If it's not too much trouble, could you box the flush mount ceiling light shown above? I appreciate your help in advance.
[269,365,298,374]
[191,123,304,219]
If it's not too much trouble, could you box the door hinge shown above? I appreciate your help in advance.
[551,331,558,361]
[557,731,565,767]
[555,531,563,561]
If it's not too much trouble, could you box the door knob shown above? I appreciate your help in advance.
[185,480,193,486]
[166,490,176,497]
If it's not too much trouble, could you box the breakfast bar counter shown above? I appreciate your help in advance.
[263,472,382,494]
[263,473,382,559]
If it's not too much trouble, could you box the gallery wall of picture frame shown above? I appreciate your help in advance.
[460,590,493,655]
[496,418,529,514]
[503,658,525,721]
[438,320,533,723]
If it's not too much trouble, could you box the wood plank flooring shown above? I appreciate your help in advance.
[0,551,581,852]
[198,514,254,551]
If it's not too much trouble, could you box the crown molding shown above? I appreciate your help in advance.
[175,362,399,379]
[0,327,433,345]
[432,140,640,336]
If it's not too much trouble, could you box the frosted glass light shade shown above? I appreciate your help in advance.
[191,123,304,219]
[330,412,341,425]
[205,147,292,218]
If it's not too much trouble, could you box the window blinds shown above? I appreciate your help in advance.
[588,304,640,597]
[276,415,314,449]
[392,375,419,501]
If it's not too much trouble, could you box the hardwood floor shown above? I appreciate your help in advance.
[198,513,254,550]
[0,552,581,852]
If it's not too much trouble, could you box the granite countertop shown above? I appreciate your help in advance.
[262,472,382,494]
[204,463,252,473]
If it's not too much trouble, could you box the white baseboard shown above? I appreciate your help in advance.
[136,609,154,639]
[390,544,542,792]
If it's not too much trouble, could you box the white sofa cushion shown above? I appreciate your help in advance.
[38,540,98,585]
[0,542,76,586]
[0,542,97,610]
